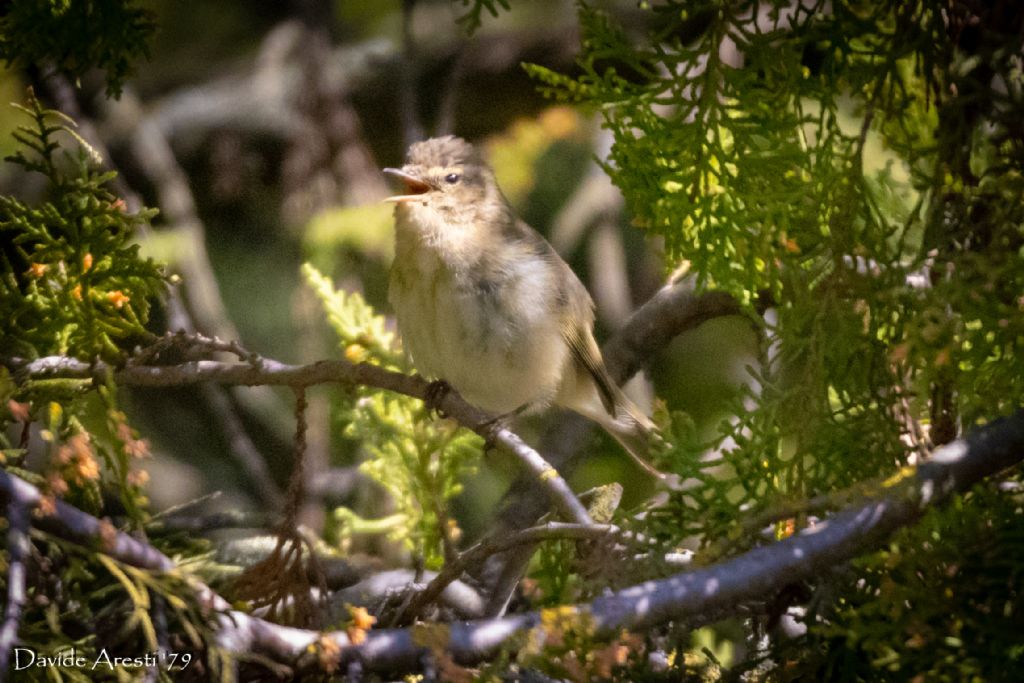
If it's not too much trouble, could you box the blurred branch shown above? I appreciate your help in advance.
[334,569,485,621]
[601,278,745,384]
[434,43,469,137]
[3,411,1021,674]
[198,382,284,508]
[127,20,579,153]
[147,509,278,534]
[399,0,425,147]
[396,522,625,625]
[0,496,31,675]
[43,66,290,497]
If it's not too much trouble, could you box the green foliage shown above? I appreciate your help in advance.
[0,0,156,97]
[455,0,511,34]
[529,0,1024,677]
[304,263,482,569]
[0,95,186,679]
[10,535,212,682]
[0,92,164,362]
[776,483,1024,681]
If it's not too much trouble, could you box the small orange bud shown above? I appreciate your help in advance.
[348,605,376,631]
[37,495,57,517]
[889,343,910,363]
[782,237,801,254]
[124,438,150,459]
[71,284,82,300]
[46,473,68,497]
[539,106,579,139]
[82,253,93,271]
[98,519,117,551]
[127,469,150,487]
[74,455,100,483]
[316,635,341,673]
[26,262,48,278]
[107,290,130,308]
[111,198,127,212]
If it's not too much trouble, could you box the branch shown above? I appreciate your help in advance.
[3,355,591,526]
[481,278,744,611]
[2,410,1021,674]
[311,409,1024,671]
[42,71,289,507]
[0,472,174,572]
[601,277,744,384]
[396,522,624,624]
[334,569,487,621]
[0,495,32,674]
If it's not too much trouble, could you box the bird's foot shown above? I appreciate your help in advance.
[479,414,509,451]
[423,379,453,417]
[478,405,528,451]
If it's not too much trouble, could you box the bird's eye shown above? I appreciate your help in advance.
[444,173,461,184]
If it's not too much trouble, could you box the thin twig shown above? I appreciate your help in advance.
[4,356,592,526]
[147,510,278,534]
[396,522,622,624]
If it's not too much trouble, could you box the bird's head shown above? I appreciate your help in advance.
[383,136,498,217]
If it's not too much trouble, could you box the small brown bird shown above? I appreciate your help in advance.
[384,136,660,475]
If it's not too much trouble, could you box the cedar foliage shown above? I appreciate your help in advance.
[523,0,1024,678]
[1,1,1023,680]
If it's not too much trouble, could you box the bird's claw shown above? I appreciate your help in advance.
[478,412,514,451]
[423,379,453,417]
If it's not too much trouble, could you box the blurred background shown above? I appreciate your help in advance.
[0,0,755,545]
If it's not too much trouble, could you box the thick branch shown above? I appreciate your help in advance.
[3,411,1020,674]
[338,409,1024,670]
[0,496,32,675]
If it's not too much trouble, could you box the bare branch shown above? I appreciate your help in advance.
[0,472,175,572]
[0,496,32,674]
[147,510,278,534]
[3,411,1021,674]
[3,354,592,526]
[396,522,624,624]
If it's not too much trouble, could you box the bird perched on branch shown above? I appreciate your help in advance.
[384,136,661,476]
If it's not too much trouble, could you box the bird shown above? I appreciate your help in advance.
[383,135,661,476]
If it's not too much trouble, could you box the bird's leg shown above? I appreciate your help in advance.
[423,379,454,417]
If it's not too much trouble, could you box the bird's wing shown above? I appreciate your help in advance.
[561,316,619,416]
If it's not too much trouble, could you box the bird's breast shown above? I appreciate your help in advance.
[389,215,570,413]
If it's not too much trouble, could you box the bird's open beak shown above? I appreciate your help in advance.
[382,168,431,203]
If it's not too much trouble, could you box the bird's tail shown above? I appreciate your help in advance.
[567,378,665,478]
[594,397,666,479]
